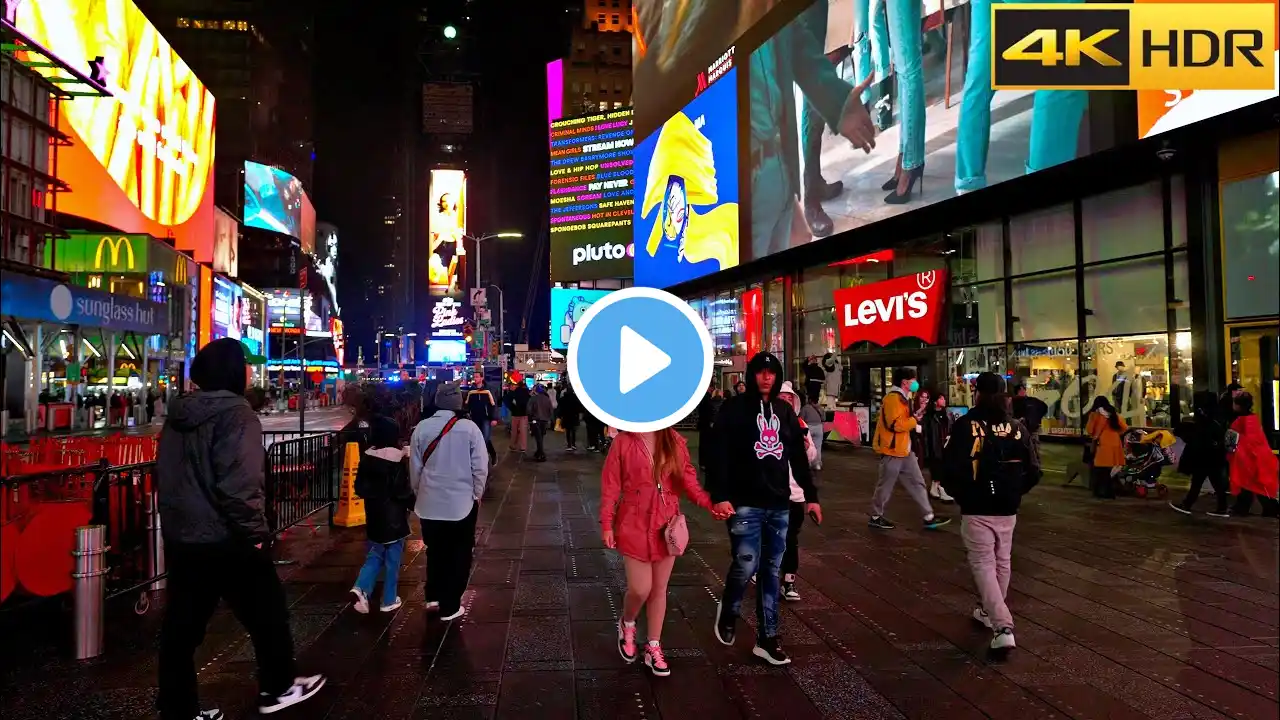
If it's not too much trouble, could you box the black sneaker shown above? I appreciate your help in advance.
[752,637,791,665]
[781,581,801,602]
[869,516,895,530]
[713,601,736,646]
[197,711,226,720]
[923,515,952,530]
[257,674,326,714]
[1169,501,1192,515]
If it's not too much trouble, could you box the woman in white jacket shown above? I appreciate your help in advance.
[777,382,818,602]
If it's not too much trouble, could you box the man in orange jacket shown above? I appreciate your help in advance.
[869,368,949,530]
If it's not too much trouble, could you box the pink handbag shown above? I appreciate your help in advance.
[655,476,688,556]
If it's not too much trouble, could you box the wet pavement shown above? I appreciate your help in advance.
[1,430,1276,719]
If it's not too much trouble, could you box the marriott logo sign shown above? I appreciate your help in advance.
[832,270,948,349]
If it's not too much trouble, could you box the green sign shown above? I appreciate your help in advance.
[48,233,151,273]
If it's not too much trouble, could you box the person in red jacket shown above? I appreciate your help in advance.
[599,428,731,677]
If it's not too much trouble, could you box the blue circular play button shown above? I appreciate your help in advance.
[568,287,713,433]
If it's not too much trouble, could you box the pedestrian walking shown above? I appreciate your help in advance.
[349,411,413,614]
[920,392,954,503]
[775,382,819,602]
[410,383,489,621]
[600,428,730,676]
[1170,390,1231,516]
[708,352,821,666]
[696,381,717,469]
[527,384,554,461]
[558,383,583,451]
[1225,392,1280,517]
[466,381,498,464]
[869,368,950,530]
[798,392,824,470]
[505,381,531,454]
[1084,396,1127,499]
[156,338,325,719]
[941,372,1040,652]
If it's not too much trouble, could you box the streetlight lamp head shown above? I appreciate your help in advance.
[496,232,523,239]
[443,25,458,39]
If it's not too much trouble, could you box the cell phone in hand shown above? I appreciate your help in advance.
[807,510,821,526]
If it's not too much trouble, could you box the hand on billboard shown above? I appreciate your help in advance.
[839,75,878,154]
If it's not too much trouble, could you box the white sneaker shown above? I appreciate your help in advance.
[424,601,440,612]
[936,485,954,503]
[972,607,993,629]
[990,628,1016,651]
[380,597,403,612]
[197,711,225,720]
[350,587,369,614]
[257,674,326,714]
[440,606,466,621]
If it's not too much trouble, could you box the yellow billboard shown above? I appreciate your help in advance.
[16,0,216,227]
[428,170,467,296]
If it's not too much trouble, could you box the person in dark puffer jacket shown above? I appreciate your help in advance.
[350,414,414,614]
[156,338,325,719]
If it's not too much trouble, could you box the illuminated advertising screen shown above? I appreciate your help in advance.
[633,67,740,289]
[266,289,304,332]
[745,0,1116,263]
[210,276,242,341]
[315,222,340,313]
[14,0,216,253]
[549,288,612,350]
[427,340,468,364]
[428,170,468,296]
[244,161,304,239]
[198,266,213,349]
[632,1,771,140]
[550,108,635,281]
[300,194,317,255]
[240,286,266,357]
[212,207,238,275]
[429,296,470,338]
[546,59,566,124]
[1135,0,1280,138]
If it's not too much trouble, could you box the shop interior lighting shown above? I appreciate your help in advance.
[122,343,137,360]
[82,339,101,358]
[3,330,27,356]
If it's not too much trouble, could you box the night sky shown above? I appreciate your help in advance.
[312,0,575,359]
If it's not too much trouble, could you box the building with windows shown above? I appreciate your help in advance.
[562,0,632,115]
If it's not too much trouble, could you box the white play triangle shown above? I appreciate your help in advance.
[618,325,671,395]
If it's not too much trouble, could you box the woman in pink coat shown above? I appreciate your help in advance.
[599,429,728,676]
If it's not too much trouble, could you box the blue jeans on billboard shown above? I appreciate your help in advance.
[851,0,891,105]
[751,153,795,259]
[884,0,926,172]
[955,0,1089,193]
[354,538,405,609]
[720,506,790,641]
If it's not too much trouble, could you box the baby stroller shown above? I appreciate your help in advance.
[1113,429,1182,499]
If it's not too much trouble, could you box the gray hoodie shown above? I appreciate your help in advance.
[157,391,270,545]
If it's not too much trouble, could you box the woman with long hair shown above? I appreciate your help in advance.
[1085,396,1128,499]
[921,393,954,503]
[599,428,730,676]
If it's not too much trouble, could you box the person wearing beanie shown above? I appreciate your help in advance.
[351,413,413,614]
[410,382,489,621]
[941,372,1040,652]
[707,352,821,667]
[156,338,325,718]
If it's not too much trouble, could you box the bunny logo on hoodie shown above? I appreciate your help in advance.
[754,407,784,459]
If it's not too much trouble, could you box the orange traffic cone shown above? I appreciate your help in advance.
[333,442,366,527]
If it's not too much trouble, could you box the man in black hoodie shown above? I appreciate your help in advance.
[156,338,325,719]
[708,352,821,666]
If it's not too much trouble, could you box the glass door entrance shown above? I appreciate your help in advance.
[1229,323,1279,446]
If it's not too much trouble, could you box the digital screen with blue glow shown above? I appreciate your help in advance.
[427,339,467,364]
[244,161,304,240]
[549,287,612,350]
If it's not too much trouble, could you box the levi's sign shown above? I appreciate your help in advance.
[992,3,1276,90]
[833,270,948,349]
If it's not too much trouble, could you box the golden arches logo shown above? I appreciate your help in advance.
[95,236,136,269]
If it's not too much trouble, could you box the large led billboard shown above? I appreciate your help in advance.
[633,67,740,289]
[550,288,613,350]
[14,0,216,252]
[315,222,340,313]
[428,170,468,296]
[632,1,772,141]
[244,161,304,239]
[210,276,242,342]
[744,0,1116,263]
[212,207,238,276]
[550,109,635,281]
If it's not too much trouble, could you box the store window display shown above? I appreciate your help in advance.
[1082,335,1179,430]
[1012,341,1080,435]
[947,346,1008,410]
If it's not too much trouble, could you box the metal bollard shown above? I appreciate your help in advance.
[145,492,166,592]
[71,524,110,660]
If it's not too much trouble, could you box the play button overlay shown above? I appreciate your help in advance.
[568,286,712,433]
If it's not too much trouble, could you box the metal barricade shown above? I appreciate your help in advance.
[264,432,342,535]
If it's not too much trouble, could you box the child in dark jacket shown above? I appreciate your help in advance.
[942,373,1040,653]
[351,415,414,613]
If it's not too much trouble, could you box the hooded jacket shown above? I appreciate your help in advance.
[872,386,916,458]
[941,404,1041,516]
[355,416,415,544]
[527,388,554,423]
[707,353,817,509]
[156,391,271,545]
[506,384,531,417]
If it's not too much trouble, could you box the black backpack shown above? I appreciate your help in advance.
[973,420,1029,500]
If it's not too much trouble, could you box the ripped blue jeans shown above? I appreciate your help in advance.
[720,506,790,641]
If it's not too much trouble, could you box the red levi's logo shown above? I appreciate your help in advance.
[833,270,947,349]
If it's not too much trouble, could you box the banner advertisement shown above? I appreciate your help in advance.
[429,296,470,338]
[213,207,238,275]
[549,287,612,350]
[833,270,948,349]
[267,289,304,332]
[244,161,304,240]
[550,108,635,280]
[428,170,468,296]
[210,276,242,341]
[633,66,741,288]
[315,222,340,312]
[1,272,168,336]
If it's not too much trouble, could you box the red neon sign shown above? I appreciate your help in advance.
[833,270,947,348]
[742,287,763,359]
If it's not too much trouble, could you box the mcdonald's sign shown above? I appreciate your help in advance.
[49,233,150,273]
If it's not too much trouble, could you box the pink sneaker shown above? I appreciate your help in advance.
[643,642,670,677]
[617,620,637,663]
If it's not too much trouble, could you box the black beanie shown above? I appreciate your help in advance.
[191,338,248,395]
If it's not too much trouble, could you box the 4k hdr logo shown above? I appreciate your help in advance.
[95,236,136,270]
[993,3,1276,90]
[833,270,948,349]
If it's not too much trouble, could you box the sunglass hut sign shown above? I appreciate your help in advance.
[833,270,947,348]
